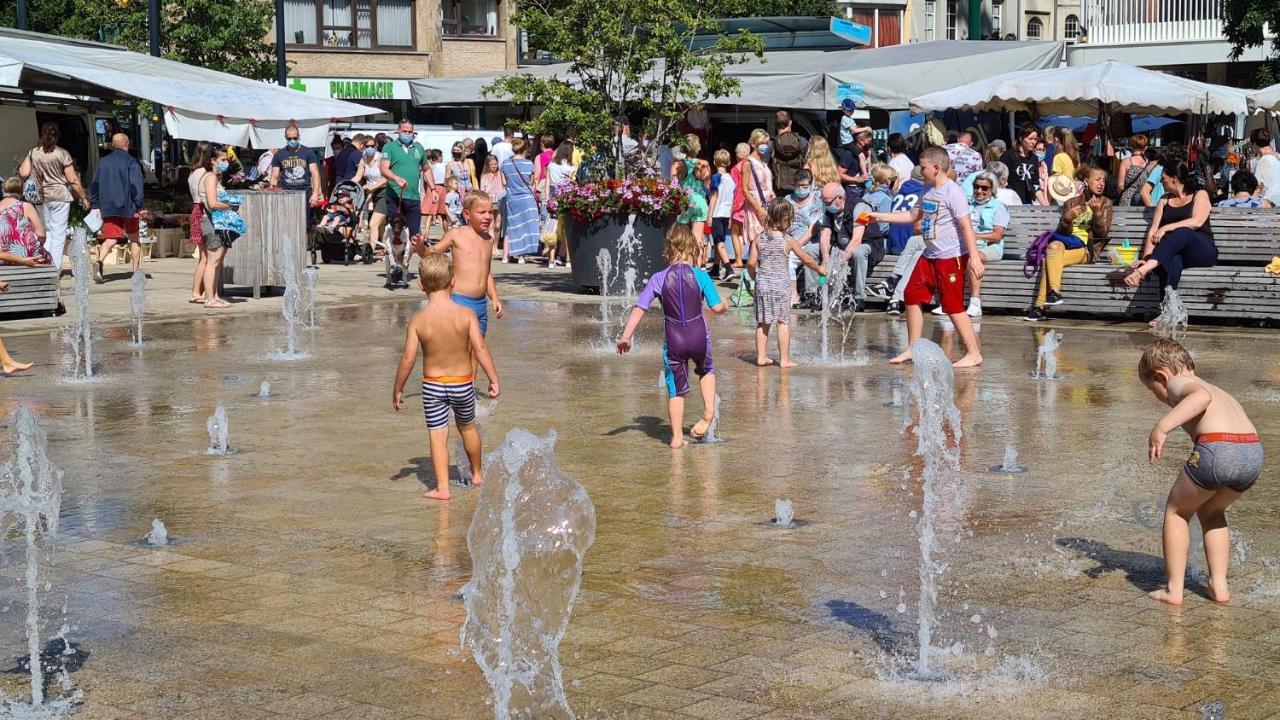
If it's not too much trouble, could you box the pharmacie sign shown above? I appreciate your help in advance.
[288,77,410,100]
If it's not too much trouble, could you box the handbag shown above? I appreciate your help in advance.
[729,269,754,307]
[22,150,43,205]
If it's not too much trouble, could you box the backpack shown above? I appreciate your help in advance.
[772,132,805,190]
[22,149,42,205]
[1023,231,1055,278]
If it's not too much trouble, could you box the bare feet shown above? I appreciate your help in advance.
[888,350,913,365]
[1148,316,1163,327]
[669,437,688,449]
[779,359,797,369]
[2,361,33,375]
[470,471,484,487]
[755,357,775,367]
[952,354,983,369]
[1148,586,1183,605]
[1207,578,1230,604]
[423,488,451,501]
[689,416,714,440]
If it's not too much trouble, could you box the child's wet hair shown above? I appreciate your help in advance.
[767,200,794,232]
[663,224,700,263]
[418,253,453,293]
[462,189,492,211]
[1139,338,1195,381]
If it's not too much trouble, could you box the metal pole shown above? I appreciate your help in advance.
[16,0,28,30]
[275,0,287,86]
[149,0,162,180]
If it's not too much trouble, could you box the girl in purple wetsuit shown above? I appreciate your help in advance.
[618,225,727,448]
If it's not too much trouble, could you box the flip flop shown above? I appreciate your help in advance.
[204,300,232,309]
[689,416,714,440]
[188,298,204,304]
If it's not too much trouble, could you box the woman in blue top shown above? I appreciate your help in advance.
[500,138,541,261]
[965,171,1008,317]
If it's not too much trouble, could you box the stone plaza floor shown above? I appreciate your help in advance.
[0,259,1278,718]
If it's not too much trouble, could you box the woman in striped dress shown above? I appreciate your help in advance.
[748,201,825,368]
[500,138,541,261]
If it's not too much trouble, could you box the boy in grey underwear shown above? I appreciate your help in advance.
[1140,339,1263,605]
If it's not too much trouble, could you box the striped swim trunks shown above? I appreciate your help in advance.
[421,375,477,430]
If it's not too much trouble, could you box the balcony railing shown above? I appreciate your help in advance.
[1081,0,1223,45]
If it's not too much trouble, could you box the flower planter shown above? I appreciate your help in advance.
[565,213,672,294]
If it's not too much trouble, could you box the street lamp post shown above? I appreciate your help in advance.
[148,0,163,176]
[275,0,287,86]
[16,0,27,30]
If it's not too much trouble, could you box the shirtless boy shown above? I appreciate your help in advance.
[393,253,500,501]
[1140,338,1263,605]
[414,190,503,337]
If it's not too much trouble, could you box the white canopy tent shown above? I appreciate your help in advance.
[0,29,380,148]
[909,61,1251,116]
[1248,84,1280,113]
[409,40,1063,112]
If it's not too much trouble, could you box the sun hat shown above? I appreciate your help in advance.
[1048,174,1078,203]
[841,98,857,112]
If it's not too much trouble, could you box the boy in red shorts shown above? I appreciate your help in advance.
[868,146,984,368]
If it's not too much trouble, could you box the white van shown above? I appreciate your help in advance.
[0,102,99,181]
[331,123,502,155]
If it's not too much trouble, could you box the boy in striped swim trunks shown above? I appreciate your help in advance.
[1140,339,1263,606]
[393,253,500,500]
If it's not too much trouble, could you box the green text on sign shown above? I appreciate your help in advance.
[329,80,395,99]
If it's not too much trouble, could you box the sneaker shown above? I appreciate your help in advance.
[1044,290,1064,306]
[869,280,892,299]
[92,260,105,284]
[853,299,866,313]
[967,298,982,318]
[1023,307,1047,322]
[931,305,945,316]
[886,300,904,316]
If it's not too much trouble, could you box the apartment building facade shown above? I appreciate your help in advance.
[280,0,518,121]
[907,0,1081,43]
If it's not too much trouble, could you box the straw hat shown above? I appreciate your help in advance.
[1047,174,1078,203]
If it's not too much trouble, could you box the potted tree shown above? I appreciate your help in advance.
[484,0,764,293]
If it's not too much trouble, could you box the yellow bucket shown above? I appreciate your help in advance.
[1110,245,1139,265]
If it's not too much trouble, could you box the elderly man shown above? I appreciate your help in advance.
[90,133,146,283]
[818,180,889,313]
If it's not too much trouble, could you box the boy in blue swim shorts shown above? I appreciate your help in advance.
[1140,338,1263,606]
[416,190,503,338]
[617,225,727,448]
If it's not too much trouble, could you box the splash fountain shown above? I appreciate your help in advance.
[988,444,1027,473]
[206,403,230,456]
[0,407,79,716]
[143,519,170,547]
[1152,287,1188,339]
[278,235,310,359]
[128,269,146,346]
[1034,331,1061,380]
[64,229,93,380]
[460,430,596,720]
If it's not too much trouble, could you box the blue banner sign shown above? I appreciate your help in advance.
[830,17,873,46]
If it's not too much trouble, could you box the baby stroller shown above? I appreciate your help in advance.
[309,180,369,265]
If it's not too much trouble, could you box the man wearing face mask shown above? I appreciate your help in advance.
[270,124,322,208]
[379,118,430,240]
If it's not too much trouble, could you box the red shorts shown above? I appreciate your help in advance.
[101,215,139,240]
[905,254,969,315]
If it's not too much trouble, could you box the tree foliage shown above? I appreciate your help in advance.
[487,0,770,175]
[1223,0,1280,87]
[712,0,840,18]
[5,0,278,81]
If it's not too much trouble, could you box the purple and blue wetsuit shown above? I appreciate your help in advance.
[635,263,723,398]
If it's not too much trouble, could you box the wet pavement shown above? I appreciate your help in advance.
[1,289,1279,719]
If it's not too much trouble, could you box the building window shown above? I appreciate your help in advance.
[991,1,1002,35]
[1027,16,1043,39]
[945,0,957,39]
[1064,14,1080,39]
[442,0,501,37]
[284,0,414,47]
[924,0,936,41]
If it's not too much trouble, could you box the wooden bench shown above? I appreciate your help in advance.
[865,205,1280,323]
[0,265,60,317]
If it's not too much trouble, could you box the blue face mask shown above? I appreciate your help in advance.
[825,202,841,214]
[286,139,299,150]
[216,161,229,173]
[1035,151,1046,162]
[363,147,376,158]
[400,133,415,145]
[864,179,874,190]
[793,187,811,200]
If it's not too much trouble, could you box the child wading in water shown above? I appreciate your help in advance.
[617,225,727,448]
[1140,339,1262,605]
[393,253,500,500]
[415,190,504,339]
[748,201,826,367]
[868,146,984,368]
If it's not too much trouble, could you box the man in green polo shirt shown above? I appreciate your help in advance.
[379,118,429,238]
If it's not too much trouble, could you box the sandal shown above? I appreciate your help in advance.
[689,415,714,440]
[204,300,231,309]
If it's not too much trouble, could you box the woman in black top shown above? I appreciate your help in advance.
[1124,160,1216,292]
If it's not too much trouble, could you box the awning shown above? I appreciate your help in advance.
[1248,84,1280,113]
[910,61,1250,116]
[411,40,1064,112]
[0,29,381,148]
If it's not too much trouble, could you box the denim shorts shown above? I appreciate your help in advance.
[1185,436,1263,493]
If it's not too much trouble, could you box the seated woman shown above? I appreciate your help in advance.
[965,171,1009,318]
[1217,170,1271,208]
[1024,165,1113,322]
[1124,161,1217,315]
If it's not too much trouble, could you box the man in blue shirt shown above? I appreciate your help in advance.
[90,133,146,283]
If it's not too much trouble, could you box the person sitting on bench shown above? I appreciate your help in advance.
[1024,166,1113,322]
